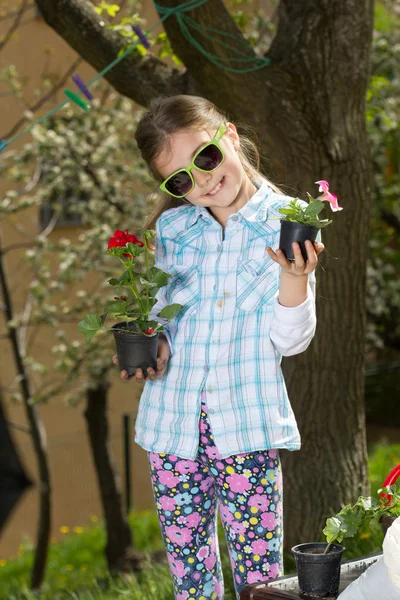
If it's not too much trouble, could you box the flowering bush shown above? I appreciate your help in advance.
[78,229,181,341]
[279,180,343,228]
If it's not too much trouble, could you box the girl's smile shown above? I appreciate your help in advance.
[206,175,225,196]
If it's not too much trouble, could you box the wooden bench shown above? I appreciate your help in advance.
[240,552,383,599]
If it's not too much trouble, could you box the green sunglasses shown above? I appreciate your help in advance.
[159,123,227,198]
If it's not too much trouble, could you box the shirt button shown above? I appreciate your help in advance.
[203,365,209,372]
[231,215,239,222]
[209,408,215,414]
[176,279,182,285]
[209,323,212,329]
[217,244,222,252]
[213,284,217,291]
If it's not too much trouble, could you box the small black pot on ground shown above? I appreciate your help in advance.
[112,322,159,378]
[292,542,345,599]
[279,220,319,262]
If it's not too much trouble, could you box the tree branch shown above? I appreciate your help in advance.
[0,3,35,22]
[2,57,83,140]
[0,0,30,53]
[34,0,198,105]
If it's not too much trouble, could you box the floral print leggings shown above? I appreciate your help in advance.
[147,391,283,599]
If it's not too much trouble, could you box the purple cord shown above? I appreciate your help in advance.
[72,74,94,101]
[132,25,150,50]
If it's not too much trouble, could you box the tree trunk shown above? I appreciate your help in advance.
[84,380,143,572]
[0,238,51,591]
[36,0,374,549]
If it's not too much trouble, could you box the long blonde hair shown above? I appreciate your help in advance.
[134,95,281,230]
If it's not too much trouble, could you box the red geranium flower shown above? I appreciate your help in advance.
[143,327,155,335]
[108,229,144,258]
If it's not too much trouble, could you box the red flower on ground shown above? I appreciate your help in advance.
[108,229,144,257]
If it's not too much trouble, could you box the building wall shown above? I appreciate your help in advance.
[0,0,162,558]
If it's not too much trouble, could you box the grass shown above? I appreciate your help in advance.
[0,441,399,600]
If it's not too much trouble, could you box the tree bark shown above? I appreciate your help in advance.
[36,0,374,550]
[0,238,51,591]
[84,380,143,572]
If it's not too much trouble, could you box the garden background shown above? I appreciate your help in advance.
[0,0,399,598]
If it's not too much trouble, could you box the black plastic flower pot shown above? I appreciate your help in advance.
[292,542,345,599]
[279,220,319,261]
[380,515,396,538]
[112,322,159,378]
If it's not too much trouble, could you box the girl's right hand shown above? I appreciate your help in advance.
[112,334,171,383]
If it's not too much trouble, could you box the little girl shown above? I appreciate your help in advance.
[113,95,324,599]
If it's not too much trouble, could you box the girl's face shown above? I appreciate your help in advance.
[153,122,254,215]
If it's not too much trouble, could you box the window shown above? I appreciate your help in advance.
[39,190,88,230]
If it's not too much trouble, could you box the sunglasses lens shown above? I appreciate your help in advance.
[165,171,193,197]
[194,144,223,171]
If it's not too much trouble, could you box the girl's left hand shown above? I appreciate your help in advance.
[266,240,325,275]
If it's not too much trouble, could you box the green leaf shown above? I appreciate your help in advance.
[105,299,127,313]
[304,200,325,217]
[126,241,144,257]
[140,267,171,288]
[157,303,182,321]
[78,314,103,342]
[108,278,120,286]
[357,496,378,511]
[337,508,363,538]
[323,517,344,544]
[316,219,332,228]
[278,208,296,216]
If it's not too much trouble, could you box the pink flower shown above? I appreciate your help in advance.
[219,504,234,524]
[177,516,187,525]
[165,525,193,547]
[247,570,265,584]
[205,446,222,460]
[200,420,208,433]
[226,473,252,493]
[315,180,343,212]
[159,496,176,511]
[158,470,181,488]
[248,494,270,512]
[268,562,280,579]
[175,460,198,475]
[149,453,163,469]
[204,552,216,570]
[260,512,278,531]
[231,521,245,535]
[196,546,209,561]
[200,476,213,493]
[213,578,224,597]
[176,592,189,600]
[185,512,201,528]
[251,539,269,556]
[168,555,186,578]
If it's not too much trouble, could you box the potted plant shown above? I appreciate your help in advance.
[292,484,400,599]
[78,228,182,377]
[278,180,343,261]
[379,465,400,536]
